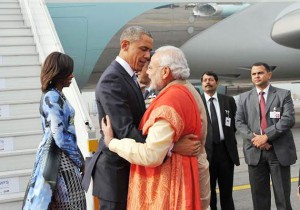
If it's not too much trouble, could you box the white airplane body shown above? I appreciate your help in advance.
[45,0,300,95]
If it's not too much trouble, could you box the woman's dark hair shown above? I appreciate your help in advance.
[40,52,74,92]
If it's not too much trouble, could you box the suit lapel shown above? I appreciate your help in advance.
[266,85,276,113]
[201,94,211,124]
[250,89,260,117]
[115,61,145,111]
[218,94,225,128]
[124,73,145,109]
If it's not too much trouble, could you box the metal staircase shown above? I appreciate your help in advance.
[0,0,42,209]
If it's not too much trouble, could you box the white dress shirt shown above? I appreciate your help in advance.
[256,84,270,134]
[203,92,225,141]
[115,56,135,77]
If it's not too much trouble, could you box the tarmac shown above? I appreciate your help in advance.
[219,127,300,209]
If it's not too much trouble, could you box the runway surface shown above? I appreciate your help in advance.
[218,127,300,209]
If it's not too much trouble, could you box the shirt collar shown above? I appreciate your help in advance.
[256,84,270,96]
[115,56,135,77]
[204,92,218,103]
[146,86,152,92]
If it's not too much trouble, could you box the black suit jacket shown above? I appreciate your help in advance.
[201,93,240,166]
[83,60,146,202]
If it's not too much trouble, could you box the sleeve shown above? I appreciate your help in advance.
[108,119,174,167]
[298,168,300,187]
[44,93,83,168]
[197,152,210,210]
[98,72,144,142]
[230,96,237,132]
[265,90,295,141]
[235,95,254,141]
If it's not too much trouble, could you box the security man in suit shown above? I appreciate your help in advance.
[136,54,158,108]
[235,62,297,210]
[200,71,240,210]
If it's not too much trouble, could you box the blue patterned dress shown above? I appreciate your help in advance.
[23,88,86,210]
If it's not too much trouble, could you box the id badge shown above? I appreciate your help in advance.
[225,117,231,127]
[270,111,280,118]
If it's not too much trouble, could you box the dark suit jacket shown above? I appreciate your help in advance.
[83,60,146,202]
[235,85,297,166]
[201,93,240,166]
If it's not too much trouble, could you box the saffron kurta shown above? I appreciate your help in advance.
[109,82,202,210]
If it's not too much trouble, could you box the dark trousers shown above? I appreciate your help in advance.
[209,141,235,210]
[248,148,292,210]
[99,198,126,210]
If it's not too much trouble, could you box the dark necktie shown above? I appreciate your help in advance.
[260,92,267,134]
[209,97,220,144]
[143,89,150,99]
[132,74,139,87]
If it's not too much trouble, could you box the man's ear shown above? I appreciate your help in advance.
[121,40,130,51]
[162,66,171,79]
[268,71,272,80]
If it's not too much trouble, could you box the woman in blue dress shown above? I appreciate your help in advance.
[23,52,86,209]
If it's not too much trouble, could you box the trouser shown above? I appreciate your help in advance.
[98,198,126,210]
[248,148,292,210]
[209,142,235,210]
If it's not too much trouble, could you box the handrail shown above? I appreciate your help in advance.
[69,79,95,131]
[32,0,63,53]
[19,0,45,62]
[19,0,95,133]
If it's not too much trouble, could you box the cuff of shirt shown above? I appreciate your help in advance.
[167,143,174,157]
[108,138,119,151]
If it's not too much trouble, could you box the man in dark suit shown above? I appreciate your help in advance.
[235,62,297,210]
[137,59,151,95]
[136,57,158,107]
[82,26,153,210]
[200,71,240,210]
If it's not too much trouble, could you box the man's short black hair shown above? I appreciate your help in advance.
[251,62,271,72]
[201,71,219,82]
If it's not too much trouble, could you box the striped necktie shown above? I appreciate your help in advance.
[260,91,267,134]
[132,74,139,87]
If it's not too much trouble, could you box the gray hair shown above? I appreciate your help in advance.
[120,26,152,43]
[155,46,190,80]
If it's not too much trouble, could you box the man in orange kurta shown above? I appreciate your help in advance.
[102,46,202,210]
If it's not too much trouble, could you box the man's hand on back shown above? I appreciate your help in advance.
[172,134,201,156]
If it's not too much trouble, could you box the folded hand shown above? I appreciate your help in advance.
[251,133,268,147]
